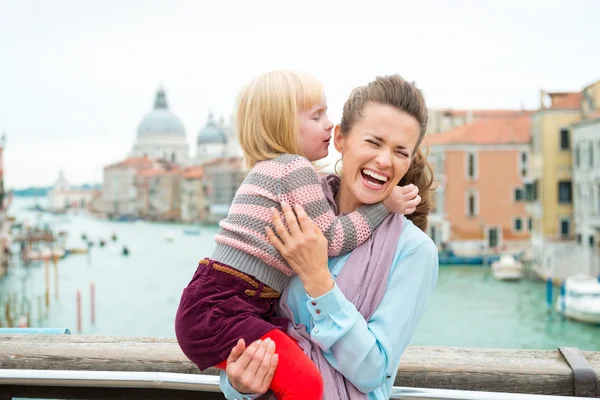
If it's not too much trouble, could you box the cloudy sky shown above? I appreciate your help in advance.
[1,0,599,188]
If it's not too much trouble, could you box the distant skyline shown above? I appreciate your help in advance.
[1,0,599,188]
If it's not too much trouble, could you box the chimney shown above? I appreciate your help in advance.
[540,90,546,110]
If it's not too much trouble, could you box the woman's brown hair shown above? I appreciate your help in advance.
[339,74,435,232]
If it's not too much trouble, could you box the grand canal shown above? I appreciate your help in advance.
[1,198,599,351]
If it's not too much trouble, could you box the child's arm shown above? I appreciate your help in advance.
[276,155,388,257]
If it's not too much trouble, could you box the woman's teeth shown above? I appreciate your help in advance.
[361,169,388,188]
[362,169,388,182]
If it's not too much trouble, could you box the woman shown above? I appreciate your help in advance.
[221,74,439,399]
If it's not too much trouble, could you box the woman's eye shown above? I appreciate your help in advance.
[366,139,379,146]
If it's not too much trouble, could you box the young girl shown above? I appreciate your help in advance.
[175,70,420,399]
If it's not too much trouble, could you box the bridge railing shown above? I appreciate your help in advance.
[0,334,598,399]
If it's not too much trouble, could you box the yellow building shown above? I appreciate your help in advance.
[527,79,600,280]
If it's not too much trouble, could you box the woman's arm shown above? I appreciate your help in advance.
[307,237,438,392]
[269,203,438,392]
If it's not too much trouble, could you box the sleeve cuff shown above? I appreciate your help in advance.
[306,282,347,320]
[359,202,390,229]
[219,371,261,400]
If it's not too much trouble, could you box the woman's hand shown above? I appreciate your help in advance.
[226,338,278,395]
[266,202,334,298]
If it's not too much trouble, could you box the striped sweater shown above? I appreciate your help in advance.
[212,154,389,292]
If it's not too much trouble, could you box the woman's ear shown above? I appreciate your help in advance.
[333,125,344,154]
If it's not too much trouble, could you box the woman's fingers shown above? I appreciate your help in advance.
[293,204,314,234]
[241,338,272,378]
[270,207,291,244]
[254,339,276,391]
[265,226,285,254]
[281,202,301,234]
[261,353,278,392]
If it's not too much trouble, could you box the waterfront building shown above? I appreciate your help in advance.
[195,114,242,164]
[99,156,154,217]
[571,103,600,278]
[427,114,531,254]
[131,85,190,164]
[48,170,97,213]
[426,109,532,134]
[526,80,600,280]
[135,162,182,222]
[180,166,208,223]
[202,157,246,223]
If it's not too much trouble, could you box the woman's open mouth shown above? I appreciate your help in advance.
[360,168,388,190]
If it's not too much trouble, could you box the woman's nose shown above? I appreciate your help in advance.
[376,151,392,168]
[325,118,334,131]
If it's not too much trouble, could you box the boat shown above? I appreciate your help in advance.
[183,228,201,236]
[491,254,523,281]
[165,231,175,242]
[438,250,502,265]
[555,275,600,324]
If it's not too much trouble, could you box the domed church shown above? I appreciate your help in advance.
[196,113,241,163]
[131,85,190,163]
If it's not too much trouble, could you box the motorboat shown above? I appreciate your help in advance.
[491,254,523,281]
[555,275,600,324]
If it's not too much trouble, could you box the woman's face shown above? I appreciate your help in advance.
[334,101,421,207]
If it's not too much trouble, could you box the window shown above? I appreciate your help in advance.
[558,181,572,203]
[525,181,538,201]
[466,152,477,179]
[559,218,570,238]
[514,188,525,201]
[560,128,570,150]
[575,144,580,168]
[590,236,596,247]
[590,142,594,167]
[466,191,478,217]
[514,218,523,232]
[528,217,532,231]
[520,151,529,177]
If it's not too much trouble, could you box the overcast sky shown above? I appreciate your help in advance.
[1,0,599,188]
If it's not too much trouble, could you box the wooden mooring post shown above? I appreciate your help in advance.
[0,335,598,399]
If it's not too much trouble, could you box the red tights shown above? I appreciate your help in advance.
[216,329,323,399]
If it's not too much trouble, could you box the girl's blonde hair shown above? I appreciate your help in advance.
[236,70,324,169]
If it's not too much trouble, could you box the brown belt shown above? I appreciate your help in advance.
[200,259,280,299]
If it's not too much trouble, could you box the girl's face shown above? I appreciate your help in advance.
[335,101,421,208]
[298,95,334,161]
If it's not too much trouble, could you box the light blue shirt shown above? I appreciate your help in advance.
[220,217,439,400]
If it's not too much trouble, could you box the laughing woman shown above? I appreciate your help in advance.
[221,74,439,400]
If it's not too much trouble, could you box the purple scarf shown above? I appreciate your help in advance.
[263,174,404,400]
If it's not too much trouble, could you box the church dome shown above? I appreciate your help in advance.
[197,114,227,145]
[137,86,186,137]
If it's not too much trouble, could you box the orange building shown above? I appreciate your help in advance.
[426,115,532,254]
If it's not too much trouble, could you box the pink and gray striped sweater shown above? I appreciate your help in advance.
[212,154,389,292]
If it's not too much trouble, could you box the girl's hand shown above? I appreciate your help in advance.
[383,184,421,215]
[226,338,278,395]
[266,202,334,298]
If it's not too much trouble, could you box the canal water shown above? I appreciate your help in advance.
[1,198,598,351]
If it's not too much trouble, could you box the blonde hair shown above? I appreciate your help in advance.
[236,70,324,169]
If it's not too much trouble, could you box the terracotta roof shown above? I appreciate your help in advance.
[105,156,153,170]
[426,115,531,146]
[202,156,243,168]
[183,166,204,179]
[547,92,583,109]
[441,109,533,118]
[137,166,182,178]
